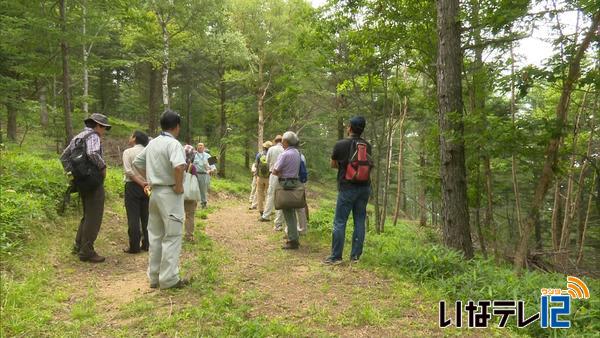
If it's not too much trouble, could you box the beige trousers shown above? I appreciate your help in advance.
[256,176,269,213]
[147,186,184,288]
[184,200,197,239]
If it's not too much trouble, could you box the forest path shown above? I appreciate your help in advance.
[47,196,465,336]
[202,200,444,337]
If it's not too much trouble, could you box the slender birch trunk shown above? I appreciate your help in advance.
[510,41,523,236]
[60,0,73,143]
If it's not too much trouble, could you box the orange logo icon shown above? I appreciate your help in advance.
[565,276,590,299]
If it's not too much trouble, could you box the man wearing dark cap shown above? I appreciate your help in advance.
[60,113,111,263]
[324,116,372,265]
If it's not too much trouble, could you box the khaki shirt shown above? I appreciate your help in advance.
[122,144,146,183]
[266,143,284,172]
[133,132,186,187]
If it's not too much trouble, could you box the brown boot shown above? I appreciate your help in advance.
[80,253,106,263]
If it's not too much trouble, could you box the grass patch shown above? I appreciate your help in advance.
[305,197,600,337]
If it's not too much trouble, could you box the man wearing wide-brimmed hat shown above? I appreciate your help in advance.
[259,135,285,230]
[60,113,112,263]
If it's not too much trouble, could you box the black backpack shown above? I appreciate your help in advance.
[70,132,103,192]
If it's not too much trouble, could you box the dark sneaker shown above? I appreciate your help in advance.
[282,240,299,250]
[141,246,149,252]
[162,278,190,289]
[80,254,106,263]
[123,248,141,254]
[350,256,360,263]
[323,256,342,265]
[150,283,158,289]
[249,206,257,210]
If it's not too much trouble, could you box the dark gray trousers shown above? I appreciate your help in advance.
[75,185,105,258]
[125,182,149,251]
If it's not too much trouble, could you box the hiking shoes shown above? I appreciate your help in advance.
[323,256,343,265]
[80,253,106,263]
[282,240,299,250]
[162,278,190,290]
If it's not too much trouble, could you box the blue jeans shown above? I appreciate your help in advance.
[330,185,370,260]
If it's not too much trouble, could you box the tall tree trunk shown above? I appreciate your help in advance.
[148,64,159,134]
[469,8,491,258]
[551,181,563,252]
[374,137,384,233]
[576,171,595,265]
[514,11,599,272]
[185,83,192,144]
[474,160,487,258]
[60,0,73,143]
[510,41,523,236]
[39,84,49,128]
[393,66,409,226]
[483,156,495,255]
[219,66,227,178]
[244,140,250,169]
[436,0,474,258]
[82,0,89,114]
[558,101,592,266]
[418,145,427,227]
[381,111,395,227]
[336,92,345,140]
[256,61,269,152]
[6,102,17,141]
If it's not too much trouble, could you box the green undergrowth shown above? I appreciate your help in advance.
[211,176,251,196]
[307,198,599,337]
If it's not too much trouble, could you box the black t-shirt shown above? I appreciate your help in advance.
[331,135,372,189]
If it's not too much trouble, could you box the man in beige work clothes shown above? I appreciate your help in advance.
[259,135,285,231]
[134,110,189,289]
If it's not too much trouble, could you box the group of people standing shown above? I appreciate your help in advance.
[61,110,372,290]
[249,134,308,244]
[61,111,215,289]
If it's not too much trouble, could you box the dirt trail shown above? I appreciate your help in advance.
[204,202,443,337]
[53,198,449,336]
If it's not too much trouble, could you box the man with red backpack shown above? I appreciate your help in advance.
[324,116,372,265]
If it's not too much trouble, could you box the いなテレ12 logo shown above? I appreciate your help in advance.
[439,276,591,329]
[540,276,590,328]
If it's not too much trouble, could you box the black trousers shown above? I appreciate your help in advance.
[75,184,105,258]
[124,182,149,251]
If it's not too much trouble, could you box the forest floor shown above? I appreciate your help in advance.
[2,192,496,337]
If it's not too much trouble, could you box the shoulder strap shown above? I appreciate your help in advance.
[76,131,98,145]
[347,138,358,162]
